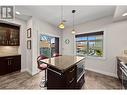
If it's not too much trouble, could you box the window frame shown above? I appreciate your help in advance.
[75,31,104,58]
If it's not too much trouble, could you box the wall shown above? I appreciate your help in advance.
[0,19,27,72]
[26,17,61,75]
[62,16,127,77]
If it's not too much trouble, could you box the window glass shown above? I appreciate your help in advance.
[76,32,103,57]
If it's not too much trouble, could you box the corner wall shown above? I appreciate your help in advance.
[26,17,62,75]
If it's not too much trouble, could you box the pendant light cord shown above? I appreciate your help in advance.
[72,10,76,30]
[61,6,63,22]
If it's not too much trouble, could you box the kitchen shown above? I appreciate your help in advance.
[0,6,127,90]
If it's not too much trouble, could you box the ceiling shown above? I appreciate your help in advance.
[15,6,116,28]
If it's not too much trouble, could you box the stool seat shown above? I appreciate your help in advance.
[39,64,47,69]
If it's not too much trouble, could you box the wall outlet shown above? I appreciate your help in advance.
[124,50,127,54]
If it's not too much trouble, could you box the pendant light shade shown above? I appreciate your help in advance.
[72,10,76,34]
[72,29,76,34]
[58,6,65,29]
[58,22,64,29]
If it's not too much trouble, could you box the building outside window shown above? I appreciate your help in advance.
[76,31,103,57]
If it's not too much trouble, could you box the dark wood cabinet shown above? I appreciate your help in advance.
[117,58,122,83]
[0,23,20,46]
[47,64,85,89]
[0,55,21,75]
[47,65,77,89]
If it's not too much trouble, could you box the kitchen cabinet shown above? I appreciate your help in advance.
[40,56,85,89]
[0,55,21,75]
[47,65,77,89]
[117,57,127,89]
[0,23,20,46]
[117,58,122,83]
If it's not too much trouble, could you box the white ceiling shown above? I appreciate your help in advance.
[113,6,127,22]
[15,6,116,28]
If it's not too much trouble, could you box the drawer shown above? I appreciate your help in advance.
[76,74,85,89]
[65,65,76,85]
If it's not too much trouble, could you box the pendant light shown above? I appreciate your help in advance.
[58,6,65,29]
[72,10,76,34]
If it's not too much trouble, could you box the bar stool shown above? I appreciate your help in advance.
[53,53,62,57]
[37,55,48,87]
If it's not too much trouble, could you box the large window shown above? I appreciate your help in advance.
[76,31,103,57]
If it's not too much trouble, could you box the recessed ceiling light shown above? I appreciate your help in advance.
[16,11,20,15]
[122,13,127,16]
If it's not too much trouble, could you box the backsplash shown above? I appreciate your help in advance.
[0,46,19,55]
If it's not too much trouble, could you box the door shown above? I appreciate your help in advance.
[40,35,59,58]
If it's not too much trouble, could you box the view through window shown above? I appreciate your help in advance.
[40,35,59,58]
[76,31,103,57]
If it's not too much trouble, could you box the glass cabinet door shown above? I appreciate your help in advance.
[0,23,20,46]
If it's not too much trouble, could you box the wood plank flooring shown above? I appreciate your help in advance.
[0,70,122,89]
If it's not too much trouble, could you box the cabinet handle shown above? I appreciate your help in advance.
[69,68,75,73]
[69,78,75,84]
[47,68,62,75]
[8,60,10,65]
[10,60,11,65]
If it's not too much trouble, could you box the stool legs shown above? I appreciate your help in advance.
[39,69,47,88]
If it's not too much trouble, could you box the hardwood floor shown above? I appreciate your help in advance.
[0,70,121,89]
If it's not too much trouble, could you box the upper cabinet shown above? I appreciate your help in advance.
[0,23,20,46]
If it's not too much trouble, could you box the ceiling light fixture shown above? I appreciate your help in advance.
[122,13,127,16]
[58,6,65,29]
[71,10,76,34]
[16,11,21,15]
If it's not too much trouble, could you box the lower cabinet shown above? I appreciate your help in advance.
[117,58,122,83]
[0,55,21,75]
[47,65,85,89]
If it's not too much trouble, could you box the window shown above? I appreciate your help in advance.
[76,31,103,57]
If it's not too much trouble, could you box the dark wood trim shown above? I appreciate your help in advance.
[0,23,20,30]
[75,31,104,37]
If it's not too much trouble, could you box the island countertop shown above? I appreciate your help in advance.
[40,55,85,72]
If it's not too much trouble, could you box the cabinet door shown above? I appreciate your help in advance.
[13,56,21,71]
[0,23,20,46]
[0,58,8,75]
[4,57,14,73]
[117,59,122,82]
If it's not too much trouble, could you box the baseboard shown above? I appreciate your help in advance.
[21,68,32,75]
[85,67,118,78]
[21,68,27,72]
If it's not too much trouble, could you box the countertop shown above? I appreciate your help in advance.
[40,55,85,71]
[0,54,21,57]
[117,56,127,70]
[117,56,127,64]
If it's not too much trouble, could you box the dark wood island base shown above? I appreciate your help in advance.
[40,56,85,89]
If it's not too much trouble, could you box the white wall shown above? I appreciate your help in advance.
[26,17,61,75]
[62,16,127,77]
[0,19,27,72]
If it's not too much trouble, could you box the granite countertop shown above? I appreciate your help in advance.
[40,55,85,71]
[0,54,21,57]
[117,56,127,64]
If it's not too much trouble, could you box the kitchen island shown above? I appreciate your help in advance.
[40,55,85,89]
